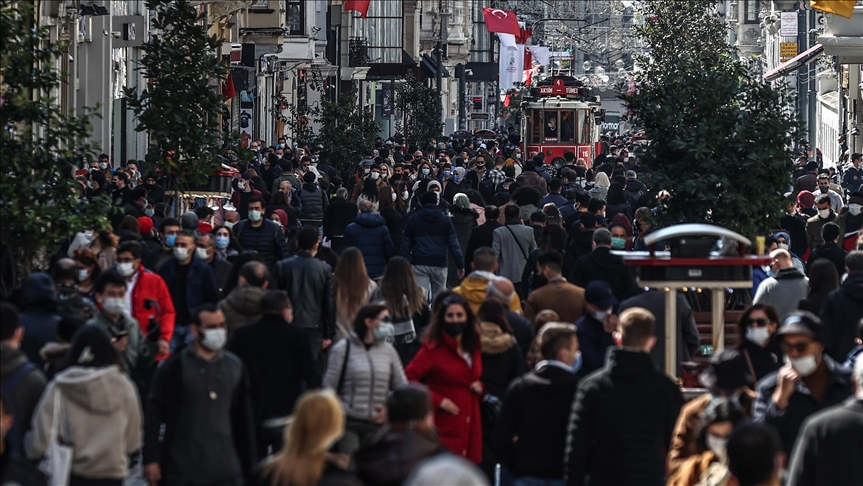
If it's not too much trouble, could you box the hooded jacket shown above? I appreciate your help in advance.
[402,203,464,269]
[342,212,396,279]
[753,267,809,323]
[219,285,267,336]
[452,271,522,314]
[18,273,62,369]
[26,366,141,480]
[0,345,47,454]
[820,273,863,362]
[479,322,526,399]
[569,247,640,302]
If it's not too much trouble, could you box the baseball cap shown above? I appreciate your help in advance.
[584,281,618,309]
[700,350,753,391]
[776,312,822,341]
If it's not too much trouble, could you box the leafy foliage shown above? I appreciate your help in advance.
[624,0,800,238]
[395,73,442,149]
[0,3,109,279]
[317,89,380,172]
[123,0,227,192]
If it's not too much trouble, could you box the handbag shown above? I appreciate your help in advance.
[38,389,73,485]
[479,394,502,432]
[392,295,416,345]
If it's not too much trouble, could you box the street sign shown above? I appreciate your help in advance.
[780,42,798,62]
[469,113,490,120]
[780,12,798,37]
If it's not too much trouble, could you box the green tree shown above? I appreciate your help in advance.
[395,74,442,149]
[624,0,800,238]
[0,3,108,284]
[318,89,380,172]
[124,0,227,194]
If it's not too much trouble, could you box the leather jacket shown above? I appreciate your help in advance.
[275,251,335,339]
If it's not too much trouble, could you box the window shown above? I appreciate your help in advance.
[351,1,403,63]
[744,0,760,24]
[286,0,304,35]
[544,111,559,141]
[250,0,270,9]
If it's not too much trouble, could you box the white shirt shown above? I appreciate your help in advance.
[124,270,141,317]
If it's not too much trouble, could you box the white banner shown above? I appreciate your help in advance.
[499,44,524,90]
[780,11,798,37]
[527,46,551,66]
[497,33,516,48]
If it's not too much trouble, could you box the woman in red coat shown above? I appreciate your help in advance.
[405,294,484,464]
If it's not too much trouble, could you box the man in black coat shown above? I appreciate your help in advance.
[752,311,853,456]
[786,354,863,486]
[226,291,320,457]
[495,324,586,484]
[564,307,683,486]
[569,228,639,302]
[806,222,846,277]
[322,187,358,253]
[232,196,289,272]
[464,206,501,269]
[341,201,396,279]
[820,250,863,362]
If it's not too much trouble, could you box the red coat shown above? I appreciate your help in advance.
[405,333,484,464]
[130,266,176,360]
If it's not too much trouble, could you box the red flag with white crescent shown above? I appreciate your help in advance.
[482,8,521,36]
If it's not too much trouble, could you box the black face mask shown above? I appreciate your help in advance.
[443,322,466,337]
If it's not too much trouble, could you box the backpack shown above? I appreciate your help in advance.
[1,362,38,454]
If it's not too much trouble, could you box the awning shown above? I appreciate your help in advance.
[763,44,824,82]
[420,54,450,79]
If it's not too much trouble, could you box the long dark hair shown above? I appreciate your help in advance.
[736,304,781,349]
[379,257,426,317]
[425,294,480,353]
[361,178,379,202]
[334,248,372,322]
[353,304,388,340]
[58,325,119,373]
[477,299,512,334]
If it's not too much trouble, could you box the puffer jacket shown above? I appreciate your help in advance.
[26,365,141,480]
[820,273,863,362]
[323,333,407,420]
[297,183,329,221]
[453,271,522,314]
[341,213,396,279]
[402,203,464,269]
[219,285,267,336]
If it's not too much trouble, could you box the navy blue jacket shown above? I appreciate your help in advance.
[575,314,616,374]
[231,219,289,271]
[158,258,220,317]
[341,213,396,278]
[402,203,464,269]
[542,193,568,208]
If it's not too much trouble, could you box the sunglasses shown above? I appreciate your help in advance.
[744,318,770,327]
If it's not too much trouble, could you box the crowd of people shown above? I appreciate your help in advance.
[1,136,862,486]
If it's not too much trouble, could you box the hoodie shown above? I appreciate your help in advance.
[453,271,522,314]
[18,273,62,369]
[753,267,808,323]
[0,345,47,454]
[219,286,266,336]
[26,365,141,479]
[402,203,464,268]
[821,274,863,362]
[342,212,396,278]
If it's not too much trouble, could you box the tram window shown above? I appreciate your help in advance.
[576,109,592,144]
[544,111,558,140]
[561,111,575,142]
[530,111,542,143]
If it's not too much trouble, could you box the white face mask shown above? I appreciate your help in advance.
[223,221,235,229]
[173,247,190,261]
[817,208,831,219]
[591,308,612,321]
[706,434,727,463]
[195,248,210,260]
[370,172,380,180]
[116,262,135,278]
[778,243,789,251]
[102,297,126,316]
[77,269,90,282]
[248,210,263,222]
[784,354,818,376]
[200,328,227,351]
[849,203,862,216]
[237,181,246,190]
[402,191,409,201]
[391,192,397,201]
[746,327,771,347]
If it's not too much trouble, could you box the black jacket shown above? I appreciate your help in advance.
[232,219,289,271]
[563,229,594,277]
[0,449,47,486]
[820,274,863,362]
[226,314,321,428]
[354,430,445,486]
[323,198,358,239]
[297,183,329,221]
[495,365,585,480]
[780,213,809,257]
[569,247,640,302]
[275,252,335,339]
[564,348,684,486]
[208,256,233,296]
[464,220,501,269]
[806,242,847,277]
[380,206,406,252]
[341,212,396,279]
[752,356,853,456]
[0,345,47,455]
[787,397,863,486]
[18,273,61,369]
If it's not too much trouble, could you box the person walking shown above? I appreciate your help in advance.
[26,326,141,486]
[322,187,359,253]
[564,307,684,486]
[378,256,431,367]
[753,249,809,323]
[523,250,586,324]
[219,261,269,337]
[448,194,479,287]
[819,250,863,362]
[333,247,380,342]
[735,305,783,383]
[405,294,484,464]
[492,204,537,290]
[341,201,396,280]
[569,228,639,302]
[324,304,407,457]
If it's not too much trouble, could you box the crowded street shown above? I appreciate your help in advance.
[2,1,863,486]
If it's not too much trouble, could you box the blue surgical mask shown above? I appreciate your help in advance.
[374,322,395,342]
[443,170,451,177]
[611,237,626,250]
[453,175,461,183]
[165,234,176,247]
[144,208,154,217]
[215,235,230,249]
[421,168,430,176]
[571,351,583,373]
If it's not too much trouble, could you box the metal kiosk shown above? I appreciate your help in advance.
[619,224,772,380]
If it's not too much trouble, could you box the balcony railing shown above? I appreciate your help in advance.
[349,37,370,67]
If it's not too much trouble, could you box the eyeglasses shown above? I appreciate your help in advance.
[744,318,770,327]
[780,340,813,354]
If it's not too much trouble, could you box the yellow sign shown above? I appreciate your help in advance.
[780,42,798,62]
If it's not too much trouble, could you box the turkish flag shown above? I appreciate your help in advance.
[345,0,371,18]
[222,70,236,102]
[483,8,520,36]
[516,28,532,44]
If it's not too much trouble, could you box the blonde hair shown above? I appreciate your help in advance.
[263,390,345,486]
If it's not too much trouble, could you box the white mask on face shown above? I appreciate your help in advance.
[248,210,263,223]
[195,248,210,260]
[591,308,612,321]
[849,203,862,216]
[746,327,771,347]
[200,328,227,351]
[116,262,135,278]
[402,191,409,200]
[370,172,380,180]
[391,192,398,201]
[223,221,235,229]
[173,247,190,261]
[102,297,126,316]
[784,354,818,376]
[77,269,90,282]
[817,208,831,219]
[706,434,727,463]
[778,243,789,251]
